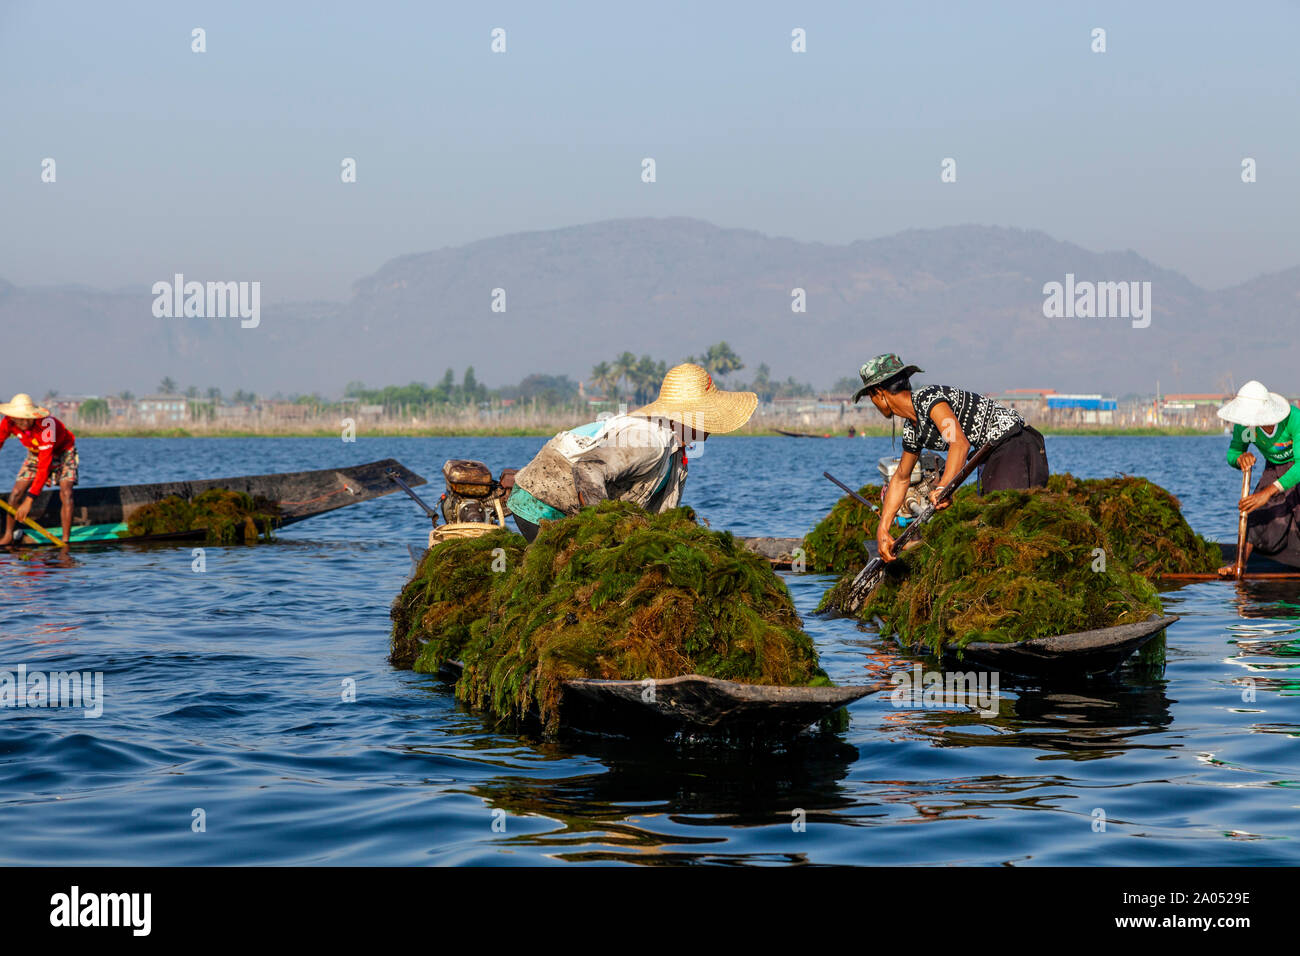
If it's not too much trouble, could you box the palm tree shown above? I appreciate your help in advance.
[590,361,614,399]
[633,354,661,405]
[612,352,637,401]
[702,342,743,381]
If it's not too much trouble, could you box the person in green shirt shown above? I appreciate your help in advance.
[1217,380,1300,574]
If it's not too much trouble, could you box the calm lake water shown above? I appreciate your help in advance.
[1,435,1297,865]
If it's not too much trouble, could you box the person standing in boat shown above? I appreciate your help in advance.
[1216,380,1300,574]
[852,354,1048,562]
[0,393,77,548]
[507,363,757,542]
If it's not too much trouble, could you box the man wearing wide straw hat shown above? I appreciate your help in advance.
[1217,380,1300,573]
[852,353,1048,562]
[0,393,78,547]
[507,363,757,542]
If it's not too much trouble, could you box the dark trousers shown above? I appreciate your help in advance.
[978,426,1049,494]
[513,514,540,542]
[1246,462,1300,565]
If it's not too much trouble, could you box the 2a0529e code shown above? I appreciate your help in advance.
[1193,892,1250,905]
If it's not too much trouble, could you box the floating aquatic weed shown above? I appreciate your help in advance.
[126,489,281,544]
[802,482,885,573]
[390,500,830,732]
[1045,474,1221,575]
[814,483,1183,652]
[856,487,1164,653]
[388,528,525,670]
[812,475,1216,650]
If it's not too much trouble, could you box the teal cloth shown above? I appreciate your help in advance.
[507,484,565,524]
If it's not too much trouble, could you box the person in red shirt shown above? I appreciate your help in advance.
[0,393,78,547]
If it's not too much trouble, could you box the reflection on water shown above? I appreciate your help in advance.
[1220,581,1300,698]
[1,436,1299,864]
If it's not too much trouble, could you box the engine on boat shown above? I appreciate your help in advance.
[437,459,516,527]
[877,453,945,525]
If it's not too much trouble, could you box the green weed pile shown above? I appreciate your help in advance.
[1045,474,1221,575]
[802,483,884,572]
[126,489,281,543]
[389,528,526,670]
[856,487,1164,653]
[390,500,829,732]
[811,474,1217,651]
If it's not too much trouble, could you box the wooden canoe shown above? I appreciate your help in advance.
[737,537,1179,677]
[434,660,875,737]
[9,458,426,545]
[1157,544,1300,581]
[925,615,1179,679]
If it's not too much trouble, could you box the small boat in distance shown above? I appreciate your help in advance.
[9,459,426,545]
[775,428,832,438]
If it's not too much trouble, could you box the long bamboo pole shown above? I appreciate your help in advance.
[0,498,68,548]
[1234,463,1253,580]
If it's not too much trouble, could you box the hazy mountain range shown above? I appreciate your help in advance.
[2,218,1292,398]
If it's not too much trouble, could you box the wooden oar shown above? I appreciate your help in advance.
[835,440,996,614]
[0,497,68,548]
[1234,462,1252,580]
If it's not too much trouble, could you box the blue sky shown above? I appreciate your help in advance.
[2,0,1296,300]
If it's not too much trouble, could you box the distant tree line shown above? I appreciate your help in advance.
[590,343,815,404]
[88,349,822,422]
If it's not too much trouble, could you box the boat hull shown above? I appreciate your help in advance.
[9,458,426,544]
[435,661,874,737]
[930,615,1179,679]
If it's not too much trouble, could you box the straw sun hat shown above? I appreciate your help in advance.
[632,363,757,434]
[1217,381,1292,428]
[0,393,50,419]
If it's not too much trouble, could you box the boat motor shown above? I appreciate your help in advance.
[438,459,515,527]
[877,453,945,526]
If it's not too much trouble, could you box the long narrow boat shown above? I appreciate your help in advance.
[434,660,877,737]
[1158,544,1300,581]
[738,537,1180,678]
[926,615,1178,679]
[10,459,426,544]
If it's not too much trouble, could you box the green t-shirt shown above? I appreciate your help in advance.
[1227,407,1300,490]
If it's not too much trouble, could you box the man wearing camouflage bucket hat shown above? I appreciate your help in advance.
[853,354,1048,562]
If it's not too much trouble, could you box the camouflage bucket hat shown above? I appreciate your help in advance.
[852,354,923,403]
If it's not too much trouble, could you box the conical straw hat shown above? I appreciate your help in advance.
[1217,381,1291,427]
[0,393,50,419]
[632,363,757,434]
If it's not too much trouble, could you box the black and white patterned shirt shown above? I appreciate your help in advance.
[902,385,1023,455]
